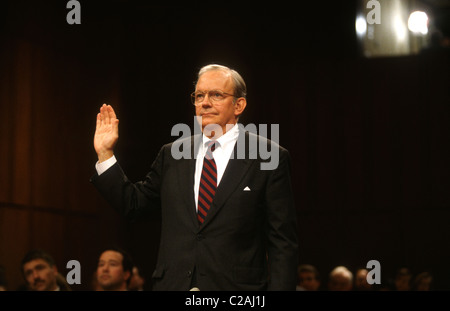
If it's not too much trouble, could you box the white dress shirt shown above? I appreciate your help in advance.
[95,154,118,176]
[95,123,240,212]
[193,123,239,211]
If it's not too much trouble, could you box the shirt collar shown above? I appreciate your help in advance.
[202,123,239,150]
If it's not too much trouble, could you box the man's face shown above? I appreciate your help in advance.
[355,269,371,290]
[395,274,411,291]
[23,259,58,291]
[128,266,145,290]
[298,271,320,291]
[96,250,130,291]
[195,70,244,137]
[328,274,353,291]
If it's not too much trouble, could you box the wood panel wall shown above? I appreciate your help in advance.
[1,1,449,291]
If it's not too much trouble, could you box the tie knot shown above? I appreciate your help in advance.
[205,141,218,152]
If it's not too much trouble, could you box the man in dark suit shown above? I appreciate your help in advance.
[91,64,298,290]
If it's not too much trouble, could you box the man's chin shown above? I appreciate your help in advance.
[201,116,217,124]
[202,125,224,139]
[202,122,219,129]
[99,282,119,291]
[33,284,47,291]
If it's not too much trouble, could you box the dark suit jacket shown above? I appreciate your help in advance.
[91,130,298,290]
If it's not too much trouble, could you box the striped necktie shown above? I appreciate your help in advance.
[197,141,217,224]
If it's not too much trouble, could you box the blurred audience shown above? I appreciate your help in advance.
[95,246,134,291]
[393,267,412,291]
[296,264,321,291]
[328,266,353,291]
[354,268,373,291]
[1,252,442,291]
[56,272,72,291]
[412,271,433,291]
[20,249,71,291]
[128,265,146,291]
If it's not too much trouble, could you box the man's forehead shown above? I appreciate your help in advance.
[196,70,233,89]
[100,250,123,261]
[24,258,50,269]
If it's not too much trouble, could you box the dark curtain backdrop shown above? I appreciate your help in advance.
[1,0,449,290]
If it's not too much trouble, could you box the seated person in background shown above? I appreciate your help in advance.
[96,246,134,291]
[412,271,433,291]
[393,267,412,291]
[296,264,321,291]
[327,266,353,291]
[21,249,69,291]
[354,268,373,291]
[128,265,146,291]
[56,272,72,291]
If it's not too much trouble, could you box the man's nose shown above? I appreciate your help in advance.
[32,270,40,279]
[201,95,212,107]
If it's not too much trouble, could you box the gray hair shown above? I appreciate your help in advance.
[197,64,247,100]
[330,266,353,283]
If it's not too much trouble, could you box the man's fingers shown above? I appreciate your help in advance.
[98,104,118,128]
[113,118,119,134]
[108,105,117,120]
[103,104,111,125]
[99,105,105,125]
[96,113,102,129]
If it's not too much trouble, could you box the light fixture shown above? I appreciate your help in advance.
[408,11,428,35]
[356,15,367,37]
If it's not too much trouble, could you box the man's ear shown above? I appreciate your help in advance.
[234,97,247,117]
[124,270,131,281]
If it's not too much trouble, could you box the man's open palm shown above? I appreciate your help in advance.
[94,104,119,162]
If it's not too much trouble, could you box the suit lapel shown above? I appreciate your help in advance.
[200,131,255,229]
[177,134,202,228]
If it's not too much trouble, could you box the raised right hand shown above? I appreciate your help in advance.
[94,104,119,163]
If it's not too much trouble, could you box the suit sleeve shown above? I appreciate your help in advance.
[90,146,165,221]
[265,148,299,290]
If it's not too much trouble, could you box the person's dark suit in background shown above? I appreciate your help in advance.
[91,64,298,290]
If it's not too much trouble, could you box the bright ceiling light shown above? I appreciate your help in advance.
[408,11,428,35]
[356,15,367,37]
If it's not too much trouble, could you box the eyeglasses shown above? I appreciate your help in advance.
[190,90,236,106]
